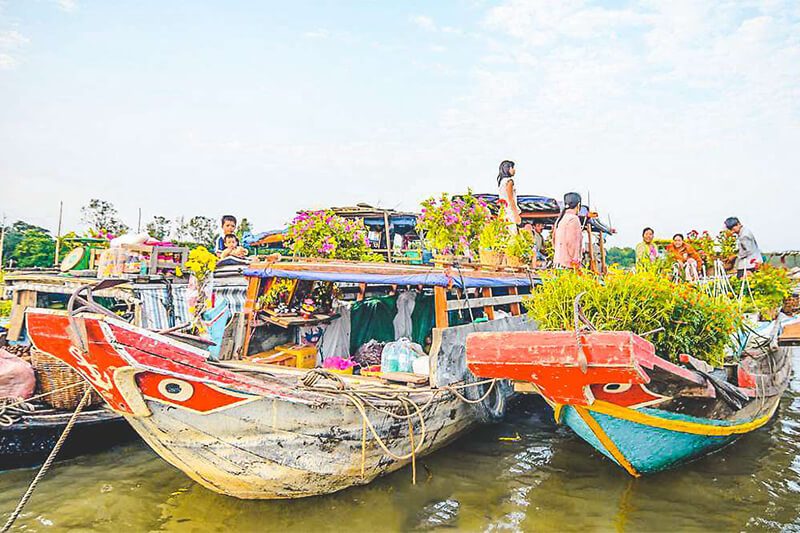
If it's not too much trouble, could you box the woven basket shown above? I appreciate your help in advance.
[30,350,102,410]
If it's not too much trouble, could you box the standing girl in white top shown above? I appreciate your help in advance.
[497,160,521,234]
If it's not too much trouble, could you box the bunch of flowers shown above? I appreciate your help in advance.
[730,264,794,320]
[185,246,218,282]
[286,210,381,261]
[184,246,218,336]
[416,191,491,256]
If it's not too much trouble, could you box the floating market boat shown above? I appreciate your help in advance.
[23,258,539,499]
[466,308,795,476]
[0,260,247,469]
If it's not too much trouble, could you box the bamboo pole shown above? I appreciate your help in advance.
[53,201,63,266]
[383,210,392,263]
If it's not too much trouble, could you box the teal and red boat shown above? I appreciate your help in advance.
[466,318,794,476]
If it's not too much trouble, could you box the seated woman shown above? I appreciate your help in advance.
[219,234,249,260]
[666,234,702,282]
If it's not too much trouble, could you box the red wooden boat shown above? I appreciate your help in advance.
[466,318,793,475]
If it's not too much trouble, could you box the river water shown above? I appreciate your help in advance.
[0,350,798,532]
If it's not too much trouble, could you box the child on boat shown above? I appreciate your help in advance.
[220,233,248,259]
[215,215,248,258]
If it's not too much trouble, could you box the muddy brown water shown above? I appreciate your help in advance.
[0,350,798,532]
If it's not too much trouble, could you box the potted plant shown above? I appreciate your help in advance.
[478,216,510,267]
[416,191,491,258]
[506,230,535,268]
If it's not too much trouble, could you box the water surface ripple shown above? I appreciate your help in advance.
[1,350,797,532]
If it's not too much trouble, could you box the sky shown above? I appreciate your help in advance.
[1,0,799,249]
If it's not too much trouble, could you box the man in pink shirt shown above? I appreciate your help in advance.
[553,192,583,268]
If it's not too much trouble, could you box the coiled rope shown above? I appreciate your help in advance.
[299,369,499,484]
[1,388,92,532]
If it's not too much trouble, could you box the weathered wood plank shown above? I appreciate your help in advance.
[445,294,525,311]
[430,315,537,388]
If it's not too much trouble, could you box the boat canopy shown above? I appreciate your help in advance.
[243,260,537,289]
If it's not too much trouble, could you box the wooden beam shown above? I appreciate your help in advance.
[445,294,525,311]
[586,225,597,273]
[508,286,522,316]
[481,287,495,320]
[598,231,607,274]
[434,286,449,328]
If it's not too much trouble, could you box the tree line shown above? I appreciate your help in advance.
[1,199,251,269]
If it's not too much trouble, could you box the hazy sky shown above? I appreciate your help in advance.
[1,1,798,249]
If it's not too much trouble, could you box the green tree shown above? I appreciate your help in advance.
[606,247,636,268]
[2,220,49,263]
[236,217,253,240]
[146,216,172,241]
[14,230,56,268]
[81,199,129,236]
[178,216,216,249]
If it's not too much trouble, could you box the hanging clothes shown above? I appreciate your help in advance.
[393,290,417,340]
[320,300,352,361]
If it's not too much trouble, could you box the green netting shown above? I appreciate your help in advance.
[410,292,435,347]
[349,295,398,354]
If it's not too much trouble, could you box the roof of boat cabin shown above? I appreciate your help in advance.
[243,259,539,288]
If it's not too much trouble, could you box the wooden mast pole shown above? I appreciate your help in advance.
[54,201,63,266]
[383,210,393,263]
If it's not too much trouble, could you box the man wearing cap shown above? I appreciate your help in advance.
[724,217,763,277]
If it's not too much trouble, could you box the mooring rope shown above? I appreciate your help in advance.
[298,368,499,483]
[1,388,92,533]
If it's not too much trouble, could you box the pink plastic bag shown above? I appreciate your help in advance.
[0,348,35,400]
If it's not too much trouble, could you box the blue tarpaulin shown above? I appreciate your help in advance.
[243,268,536,289]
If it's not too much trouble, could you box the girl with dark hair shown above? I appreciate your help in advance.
[497,160,520,233]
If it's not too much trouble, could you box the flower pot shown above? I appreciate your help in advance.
[480,250,502,267]
[506,254,523,268]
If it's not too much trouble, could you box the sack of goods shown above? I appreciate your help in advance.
[380,338,426,373]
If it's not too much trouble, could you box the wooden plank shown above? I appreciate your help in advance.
[778,321,800,346]
[380,372,429,386]
[508,287,521,316]
[434,286,448,328]
[7,289,36,341]
[429,315,537,388]
[481,287,495,320]
[445,294,524,311]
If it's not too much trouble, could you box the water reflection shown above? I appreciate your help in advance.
[0,351,797,531]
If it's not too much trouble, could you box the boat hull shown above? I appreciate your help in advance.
[467,329,791,476]
[24,308,506,499]
[0,408,134,470]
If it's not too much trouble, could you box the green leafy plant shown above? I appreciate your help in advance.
[524,268,743,366]
[731,264,793,320]
[416,191,491,256]
[478,216,510,252]
[506,230,535,262]
[286,210,382,261]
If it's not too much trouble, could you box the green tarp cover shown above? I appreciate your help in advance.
[349,295,398,354]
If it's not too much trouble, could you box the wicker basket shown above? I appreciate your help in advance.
[30,349,102,410]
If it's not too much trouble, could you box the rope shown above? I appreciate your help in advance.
[297,369,501,482]
[1,388,92,533]
[0,382,87,413]
[0,398,35,428]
